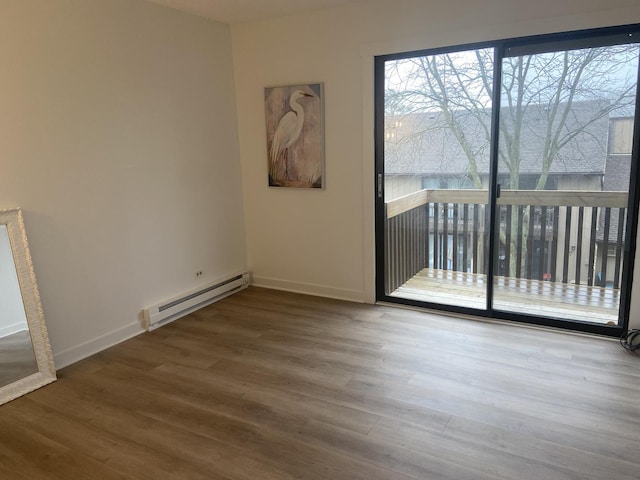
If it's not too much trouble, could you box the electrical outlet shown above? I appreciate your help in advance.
[195,270,203,278]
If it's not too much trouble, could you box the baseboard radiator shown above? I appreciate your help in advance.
[142,272,250,331]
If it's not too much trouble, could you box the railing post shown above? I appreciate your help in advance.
[562,206,572,284]
[383,188,628,293]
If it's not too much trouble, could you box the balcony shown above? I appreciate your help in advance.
[384,189,627,325]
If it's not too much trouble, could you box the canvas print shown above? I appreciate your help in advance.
[265,83,324,188]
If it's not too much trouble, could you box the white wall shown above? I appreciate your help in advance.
[0,0,247,367]
[232,0,640,328]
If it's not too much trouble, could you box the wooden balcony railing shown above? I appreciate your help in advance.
[384,189,628,294]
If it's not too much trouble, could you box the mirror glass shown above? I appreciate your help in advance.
[0,208,55,405]
[0,224,38,386]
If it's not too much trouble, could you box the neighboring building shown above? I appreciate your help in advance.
[595,116,634,286]
[384,100,609,201]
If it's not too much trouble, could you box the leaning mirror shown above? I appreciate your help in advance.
[0,208,55,405]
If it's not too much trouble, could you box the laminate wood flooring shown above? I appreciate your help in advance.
[1,287,639,479]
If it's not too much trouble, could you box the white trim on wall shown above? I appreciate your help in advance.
[0,323,29,339]
[53,322,143,370]
[251,275,364,303]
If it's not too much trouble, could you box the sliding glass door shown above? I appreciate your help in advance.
[375,25,640,334]
[380,47,493,310]
[493,39,640,326]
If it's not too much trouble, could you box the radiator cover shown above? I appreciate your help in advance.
[142,272,249,331]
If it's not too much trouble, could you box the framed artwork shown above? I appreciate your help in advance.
[264,83,324,188]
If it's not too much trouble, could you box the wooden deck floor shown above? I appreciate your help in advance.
[1,287,639,479]
[392,268,620,325]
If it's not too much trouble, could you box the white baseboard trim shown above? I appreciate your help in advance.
[0,322,28,339]
[250,275,364,303]
[53,321,144,370]
[53,278,361,369]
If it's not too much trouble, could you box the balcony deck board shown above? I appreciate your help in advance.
[391,268,620,325]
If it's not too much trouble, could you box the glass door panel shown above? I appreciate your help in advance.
[381,48,493,310]
[493,42,639,325]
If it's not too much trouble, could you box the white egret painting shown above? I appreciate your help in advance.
[265,83,324,188]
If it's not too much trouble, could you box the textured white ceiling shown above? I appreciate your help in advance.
[143,0,362,24]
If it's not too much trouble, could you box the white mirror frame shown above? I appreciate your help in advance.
[0,208,56,405]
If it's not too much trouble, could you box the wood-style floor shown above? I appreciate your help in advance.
[1,287,639,479]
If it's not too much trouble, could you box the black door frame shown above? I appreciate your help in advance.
[374,23,640,337]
